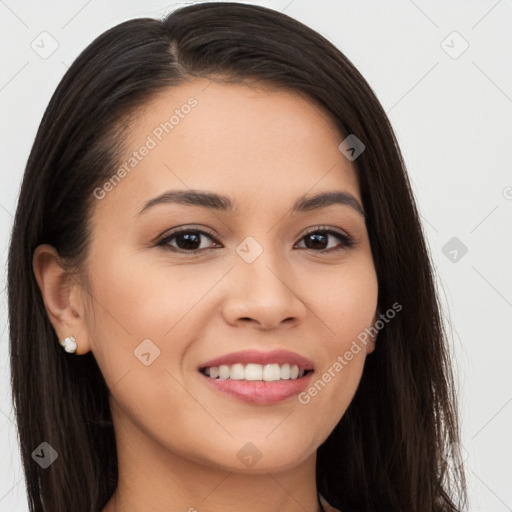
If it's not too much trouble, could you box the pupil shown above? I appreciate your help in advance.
[178,233,200,250]
[306,233,327,250]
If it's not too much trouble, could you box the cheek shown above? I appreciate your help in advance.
[298,259,377,416]
[87,243,198,337]
[319,258,379,343]
[84,245,191,386]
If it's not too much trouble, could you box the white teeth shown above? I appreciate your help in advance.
[280,363,291,379]
[245,363,263,381]
[203,363,308,381]
[219,365,230,380]
[230,363,245,380]
[262,363,281,381]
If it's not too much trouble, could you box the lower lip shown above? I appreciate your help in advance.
[199,371,314,404]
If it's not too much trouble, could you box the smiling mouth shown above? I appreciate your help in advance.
[199,363,314,381]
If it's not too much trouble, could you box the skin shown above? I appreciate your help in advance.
[33,78,379,512]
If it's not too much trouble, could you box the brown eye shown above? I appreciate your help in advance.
[296,227,354,252]
[157,229,219,253]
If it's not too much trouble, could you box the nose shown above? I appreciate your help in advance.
[221,244,307,330]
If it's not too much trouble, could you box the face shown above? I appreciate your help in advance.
[57,79,379,473]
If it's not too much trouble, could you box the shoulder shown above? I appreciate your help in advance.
[319,493,343,512]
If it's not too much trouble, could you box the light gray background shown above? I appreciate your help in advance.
[1,1,511,510]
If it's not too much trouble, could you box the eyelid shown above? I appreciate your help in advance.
[157,224,217,240]
[301,224,350,238]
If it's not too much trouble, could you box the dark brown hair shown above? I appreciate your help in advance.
[8,2,467,511]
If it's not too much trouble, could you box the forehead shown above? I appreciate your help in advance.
[93,79,361,220]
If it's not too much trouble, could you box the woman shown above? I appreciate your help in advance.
[7,2,467,511]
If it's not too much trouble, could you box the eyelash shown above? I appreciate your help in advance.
[156,225,355,254]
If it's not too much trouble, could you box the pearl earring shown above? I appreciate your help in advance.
[61,336,77,354]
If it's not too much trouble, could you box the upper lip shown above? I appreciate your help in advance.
[198,349,314,371]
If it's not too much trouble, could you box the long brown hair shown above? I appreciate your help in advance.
[7,2,467,511]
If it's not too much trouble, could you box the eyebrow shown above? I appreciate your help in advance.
[136,189,366,217]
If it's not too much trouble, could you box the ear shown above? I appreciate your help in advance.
[32,244,92,355]
[366,307,381,355]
